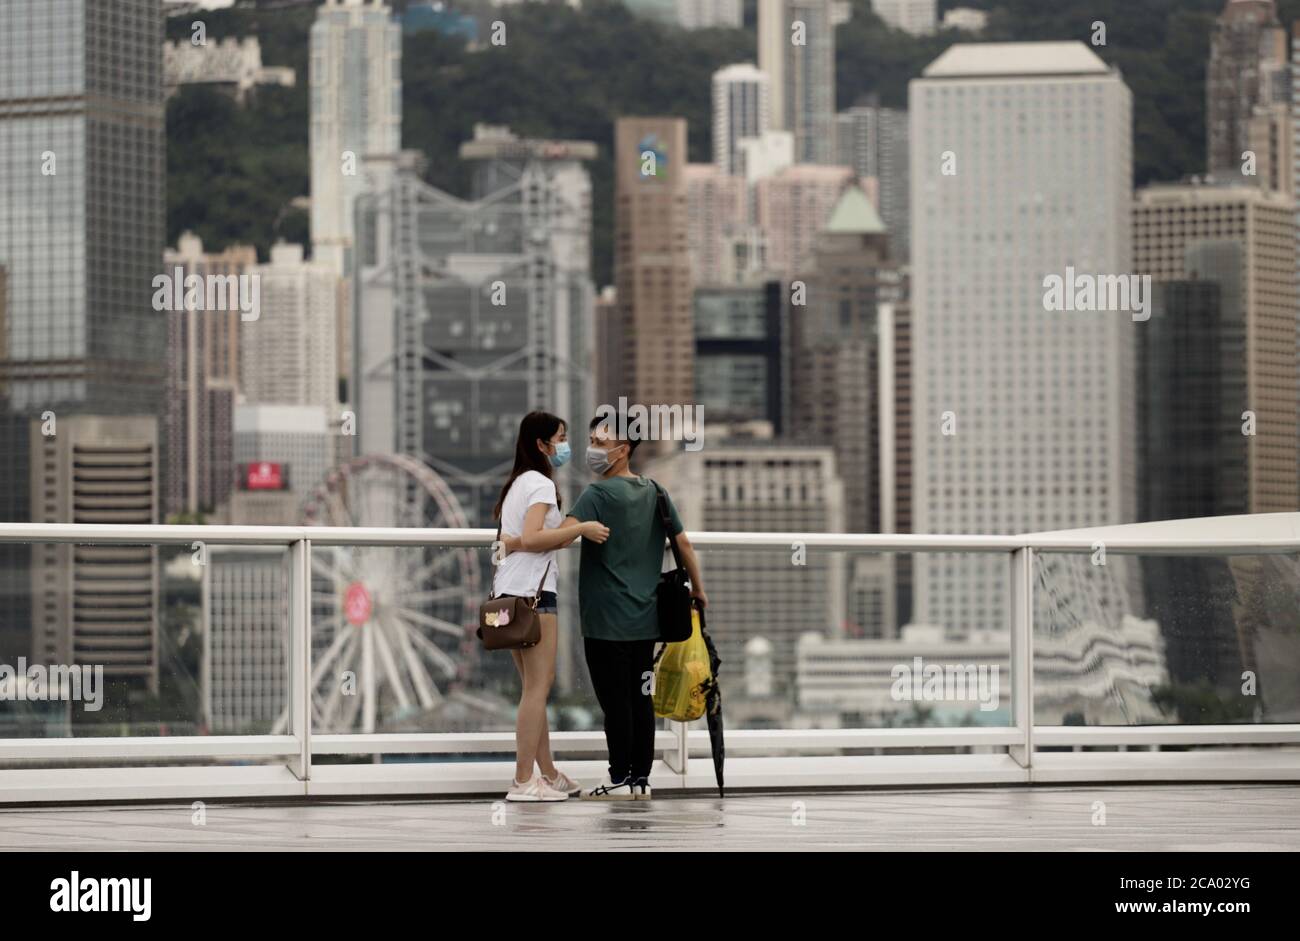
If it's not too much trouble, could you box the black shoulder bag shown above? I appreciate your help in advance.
[650,479,694,643]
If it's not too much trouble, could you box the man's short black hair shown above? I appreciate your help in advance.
[589,412,641,453]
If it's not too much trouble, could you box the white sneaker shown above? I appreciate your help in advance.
[505,772,569,802]
[542,769,582,795]
[579,776,635,801]
[631,778,652,801]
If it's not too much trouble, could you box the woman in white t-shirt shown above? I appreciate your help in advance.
[492,410,609,802]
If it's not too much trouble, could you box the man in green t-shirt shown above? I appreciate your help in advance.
[564,413,706,801]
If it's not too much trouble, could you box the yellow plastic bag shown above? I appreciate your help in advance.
[653,608,711,721]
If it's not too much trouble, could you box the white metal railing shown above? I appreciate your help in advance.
[0,516,1297,802]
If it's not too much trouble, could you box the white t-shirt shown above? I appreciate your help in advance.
[493,470,562,597]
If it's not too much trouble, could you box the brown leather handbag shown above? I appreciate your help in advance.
[477,560,551,651]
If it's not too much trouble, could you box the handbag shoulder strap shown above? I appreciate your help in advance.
[533,559,552,600]
[489,520,502,597]
[648,479,685,573]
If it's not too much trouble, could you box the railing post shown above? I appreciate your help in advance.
[662,719,689,781]
[289,538,312,783]
[1009,546,1034,771]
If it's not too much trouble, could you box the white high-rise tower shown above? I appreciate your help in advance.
[241,243,339,416]
[712,63,771,175]
[909,43,1136,632]
[309,0,402,274]
[757,0,837,165]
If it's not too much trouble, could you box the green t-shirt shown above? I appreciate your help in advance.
[567,475,685,641]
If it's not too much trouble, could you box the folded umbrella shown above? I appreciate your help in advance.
[696,604,725,798]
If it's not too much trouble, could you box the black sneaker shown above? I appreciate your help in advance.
[580,775,634,801]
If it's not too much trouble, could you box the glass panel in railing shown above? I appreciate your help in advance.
[306,544,1018,764]
[693,548,1014,732]
[1031,551,1300,725]
[0,541,290,739]
[201,544,292,736]
[309,542,526,737]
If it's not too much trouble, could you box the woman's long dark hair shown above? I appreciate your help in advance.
[492,410,565,521]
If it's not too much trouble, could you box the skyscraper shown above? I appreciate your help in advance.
[1290,23,1300,480]
[712,63,771,176]
[694,284,785,429]
[309,0,402,275]
[1245,101,1293,195]
[758,0,837,165]
[0,0,166,454]
[836,100,911,259]
[240,243,339,420]
[233,404,332,508]
[684,163,747,285]
[1207,0,1289,181]
[1135,279,1245,696]
[753,163,854,278]
[644,431,846,698]
[0,266,7,402]
[1133,182,1298,513]
[30,416,161,689]
[0,0,166,680]
[790,185,902,638]
[878,298,914,630]
[612,117,694,411]
[791,184,899,536]
[459,128,598,497]
[354,129,597,522]
[162,233,256,519]
[1134,236,1297,701]
[1140,280,1241,521]
[910,42,1136,632]
[594,286,622,408]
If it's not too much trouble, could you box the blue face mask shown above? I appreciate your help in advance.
[549,441,571,468]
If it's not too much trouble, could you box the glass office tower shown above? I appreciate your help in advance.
[0,0,165,677]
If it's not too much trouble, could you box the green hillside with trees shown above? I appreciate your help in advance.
[166,0,1278,286]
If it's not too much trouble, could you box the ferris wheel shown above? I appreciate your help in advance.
[296,453,482,734]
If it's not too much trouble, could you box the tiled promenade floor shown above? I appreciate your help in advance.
[2,784,1298,851]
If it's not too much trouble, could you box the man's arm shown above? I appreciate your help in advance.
[658,486,706,607]
[505,507,607,553]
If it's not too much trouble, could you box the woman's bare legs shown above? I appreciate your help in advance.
[511,613,558,782]
[518,615,559,778]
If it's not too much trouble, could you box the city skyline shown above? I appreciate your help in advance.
[1,0,1297,740]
